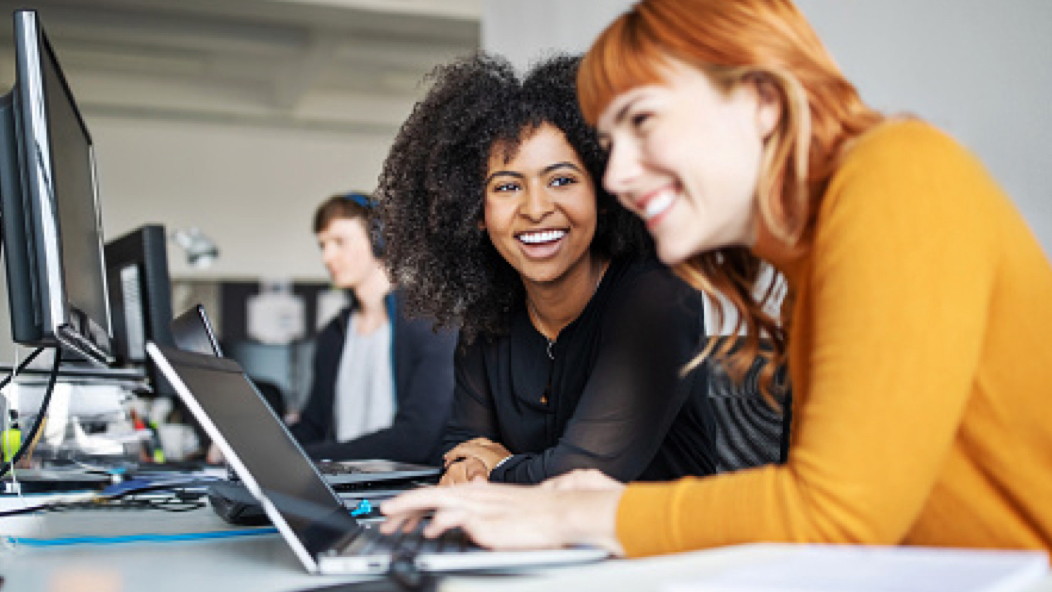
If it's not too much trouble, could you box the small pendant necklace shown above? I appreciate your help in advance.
[526,262,608,361]
[526,299,557,360]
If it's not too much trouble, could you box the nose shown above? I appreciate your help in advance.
[521,182,555,221]
[320,243,337,267]
[602,139,641,198]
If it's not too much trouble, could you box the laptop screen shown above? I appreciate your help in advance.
[170,305,224,357]
[147,344,354,558]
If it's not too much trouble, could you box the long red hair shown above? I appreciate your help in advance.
[578,0,883,404]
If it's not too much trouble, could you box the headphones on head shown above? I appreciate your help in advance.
[341,191,386,258]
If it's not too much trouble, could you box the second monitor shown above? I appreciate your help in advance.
[105,224,176,394]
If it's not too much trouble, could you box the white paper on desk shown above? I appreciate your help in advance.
[664,545,1049,592]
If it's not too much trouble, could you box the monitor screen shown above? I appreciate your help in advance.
[105,224,176,394]
[45,33,110,348]
[0,10,113,365]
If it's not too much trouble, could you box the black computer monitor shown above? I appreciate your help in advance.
[0,10,113,366]
[105,224,176,392]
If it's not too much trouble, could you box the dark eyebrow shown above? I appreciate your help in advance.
[596,97,639,148]
[485,162,583,185]
[612,96,639,127]
[542,161,584,175]
[485,170,525,185]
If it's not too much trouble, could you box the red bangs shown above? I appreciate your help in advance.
[577,14,669,126]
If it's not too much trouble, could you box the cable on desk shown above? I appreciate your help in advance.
[6,527,279,548]
[1,478,279,548]
[0,495,200,517]
[0,347,58,480]
[0,347,44,480]
[49,493,206,513]
[0,479,218,518]
[0,346,44,392]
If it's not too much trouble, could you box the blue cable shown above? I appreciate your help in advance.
[7,527,278,547]
[8,496,374,547]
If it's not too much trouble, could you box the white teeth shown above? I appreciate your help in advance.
[519,230,567,244]
[644,191,675,220]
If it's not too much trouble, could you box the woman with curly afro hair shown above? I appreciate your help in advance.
[376,53,718,485]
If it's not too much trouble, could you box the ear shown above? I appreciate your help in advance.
[747,73,783,140]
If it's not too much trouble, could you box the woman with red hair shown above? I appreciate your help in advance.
[382,0,1052,556]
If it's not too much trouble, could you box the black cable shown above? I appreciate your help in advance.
[0,493,207,517]
[101,478,218,500]
[0,482,213,518]
[0,346,44,391]
[0,347,61,479]
[0,501,53,517]
[0,347,46,476]
[135,494,206,513]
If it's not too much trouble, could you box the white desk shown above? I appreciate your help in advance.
[0,501,377,592]
[443,545,1052,592]
[3,502,1051,592]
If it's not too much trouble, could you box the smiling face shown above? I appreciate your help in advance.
[317,217,377,290]
[596,57,780,265]
[482,123,599,290]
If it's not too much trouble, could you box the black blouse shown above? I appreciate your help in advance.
[442,257,718,484]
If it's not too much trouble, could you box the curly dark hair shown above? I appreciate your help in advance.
[377,52,651,342]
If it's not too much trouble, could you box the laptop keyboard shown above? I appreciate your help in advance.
[339,521,483,557]
[316,461,362,475]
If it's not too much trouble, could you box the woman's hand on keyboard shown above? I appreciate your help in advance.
[379,479,626,556]
[541,469,623,492]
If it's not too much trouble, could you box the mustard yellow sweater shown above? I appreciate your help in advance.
[617,120,1052,556]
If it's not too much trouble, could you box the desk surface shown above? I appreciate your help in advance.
[0,503,374,592]
[2,502,1051,592]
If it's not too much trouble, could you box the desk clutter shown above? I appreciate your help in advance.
[0,462,267,551]
[1,467,112,494]
[0,418,220,501]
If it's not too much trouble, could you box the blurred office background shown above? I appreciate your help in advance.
[0,0,1047,415]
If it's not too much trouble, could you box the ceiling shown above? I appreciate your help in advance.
[0,0,482,134]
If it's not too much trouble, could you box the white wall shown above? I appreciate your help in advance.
[483,0,1052,259]
[482,0,629,69]
[93,115,397,282]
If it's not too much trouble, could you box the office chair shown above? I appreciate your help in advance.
[704,337,792,472]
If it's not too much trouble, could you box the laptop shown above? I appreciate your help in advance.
[169,304,440,489]
[147,343,608,574]
[170,303,226,357]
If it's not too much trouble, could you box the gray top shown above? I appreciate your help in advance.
[334,314,393,442]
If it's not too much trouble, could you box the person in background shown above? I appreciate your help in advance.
[381,0,1052,554]
[288,192,457,465]
[375,54,719,486]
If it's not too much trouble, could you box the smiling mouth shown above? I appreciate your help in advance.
[517,229,567,245]
[643,189,676,221]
